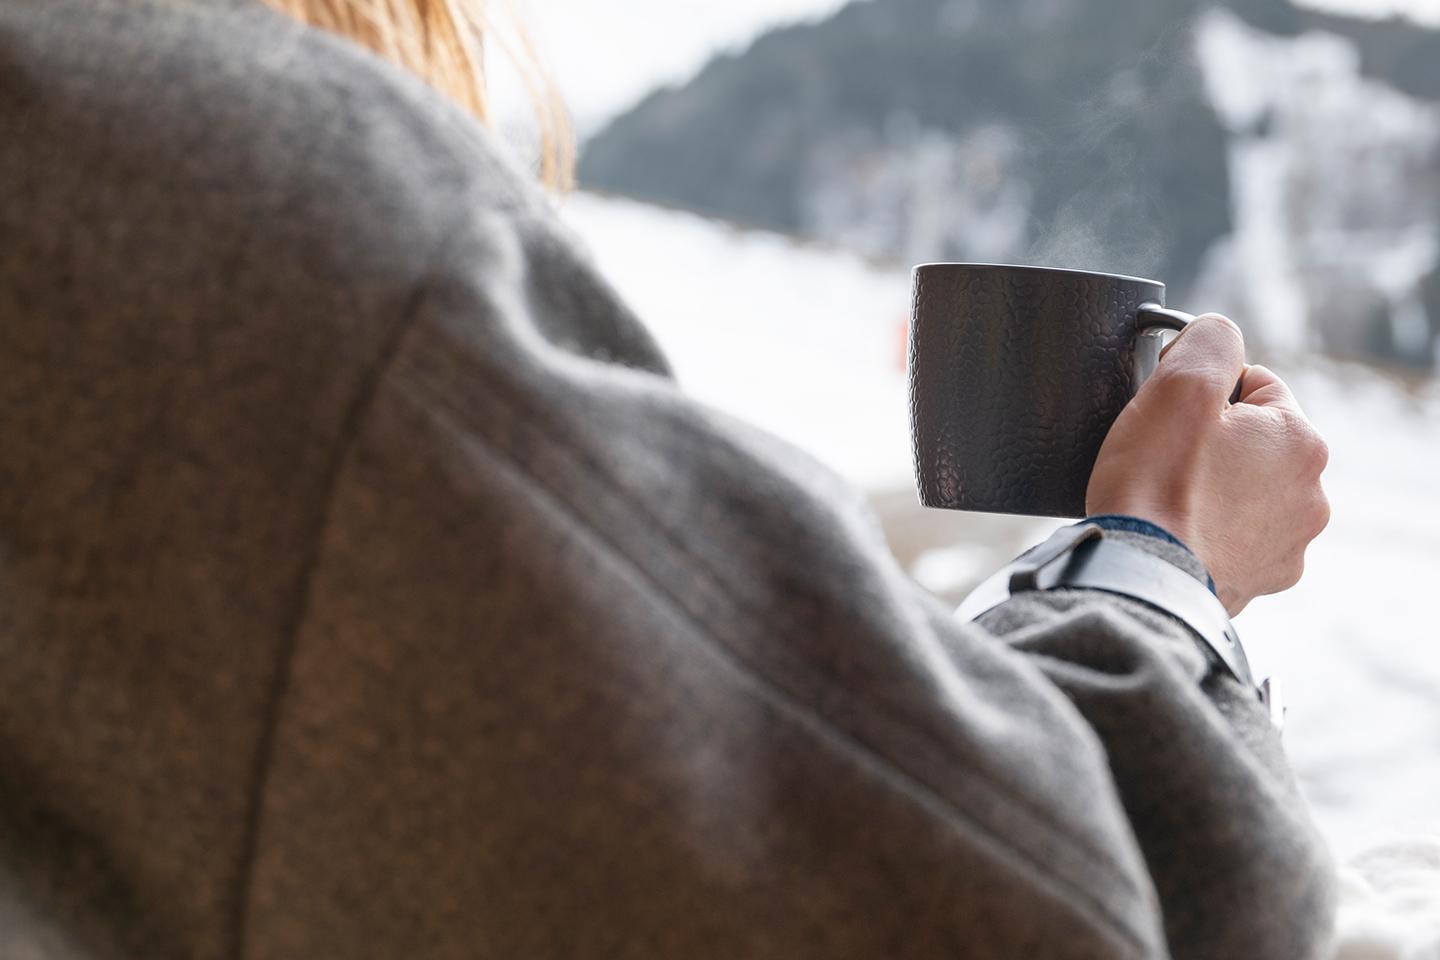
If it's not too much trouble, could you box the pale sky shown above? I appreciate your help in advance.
[493,0,854,130]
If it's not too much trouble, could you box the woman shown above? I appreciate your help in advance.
[0,1,1334,958]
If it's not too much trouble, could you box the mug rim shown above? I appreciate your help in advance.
[911,261,1163,288]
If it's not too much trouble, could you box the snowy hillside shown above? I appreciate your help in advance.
[556,189,1440,947]
[1192,7,1440,364]
[575,0,1440,370]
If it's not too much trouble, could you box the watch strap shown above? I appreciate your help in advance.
[956,525,1281,725]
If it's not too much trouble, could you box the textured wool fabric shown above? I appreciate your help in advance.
[0,1,1336,957]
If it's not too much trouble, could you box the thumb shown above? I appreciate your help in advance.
[1152,313,1246,401]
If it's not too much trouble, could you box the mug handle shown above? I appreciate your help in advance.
[1136,303,1244,404]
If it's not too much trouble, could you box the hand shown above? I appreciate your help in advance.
[1086,314,1330,616]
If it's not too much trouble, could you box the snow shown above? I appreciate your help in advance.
[1296,0,1440,28]
[802,121,1034,266]
[557,190,1440,955]
[1334,840,1440,959]
[1193,7,1440,360]
[557,192,916,491]
[1237,360,1440,859]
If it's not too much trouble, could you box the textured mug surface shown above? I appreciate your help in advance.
[909,263,1167,518]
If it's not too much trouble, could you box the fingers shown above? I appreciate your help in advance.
[1235,363,1305,415]
[1234,362,1329,476]
[1236,363,1279,401]
[1151,314,1246,403]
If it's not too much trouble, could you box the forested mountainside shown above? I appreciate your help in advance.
[579,0,1440,368]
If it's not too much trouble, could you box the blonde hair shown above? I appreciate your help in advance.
[259,0,574,189]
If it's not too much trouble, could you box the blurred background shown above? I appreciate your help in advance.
[489,0,1440,863]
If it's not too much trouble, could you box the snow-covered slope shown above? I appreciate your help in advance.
[1299,0,1440,26]
[1193,7,1440,364]
[557,192,916,491]
[557,189,1440,953]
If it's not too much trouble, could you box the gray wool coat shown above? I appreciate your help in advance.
[0,1,1336,957]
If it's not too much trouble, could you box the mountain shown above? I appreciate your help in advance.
[578,0,1440,369]
[1233,0,1440,100]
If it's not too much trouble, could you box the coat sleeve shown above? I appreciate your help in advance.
[971,528,1338,959]
[241,197,1335,959]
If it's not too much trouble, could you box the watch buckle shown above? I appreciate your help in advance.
[1260,676,1286,732]
[1008,524,1103,593]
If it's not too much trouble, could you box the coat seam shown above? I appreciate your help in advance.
[400,352,1160,958]
[223,268,449,960]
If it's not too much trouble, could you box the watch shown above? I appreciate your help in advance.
[955,524,1285,729]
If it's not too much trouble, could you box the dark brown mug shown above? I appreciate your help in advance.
[908,262,1209,519]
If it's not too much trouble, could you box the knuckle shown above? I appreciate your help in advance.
[1153,366,1219,404]
[1273,407,1307,433]
[1196,312,1243,339]
[1193,313,1245,351]
[1269,550,1306,592]
[1275,410,1326,458]
[1310,491,1332,538]
[1283,555,1306,589]
[1280,415,1329,473]
[1307,433,1331,473]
